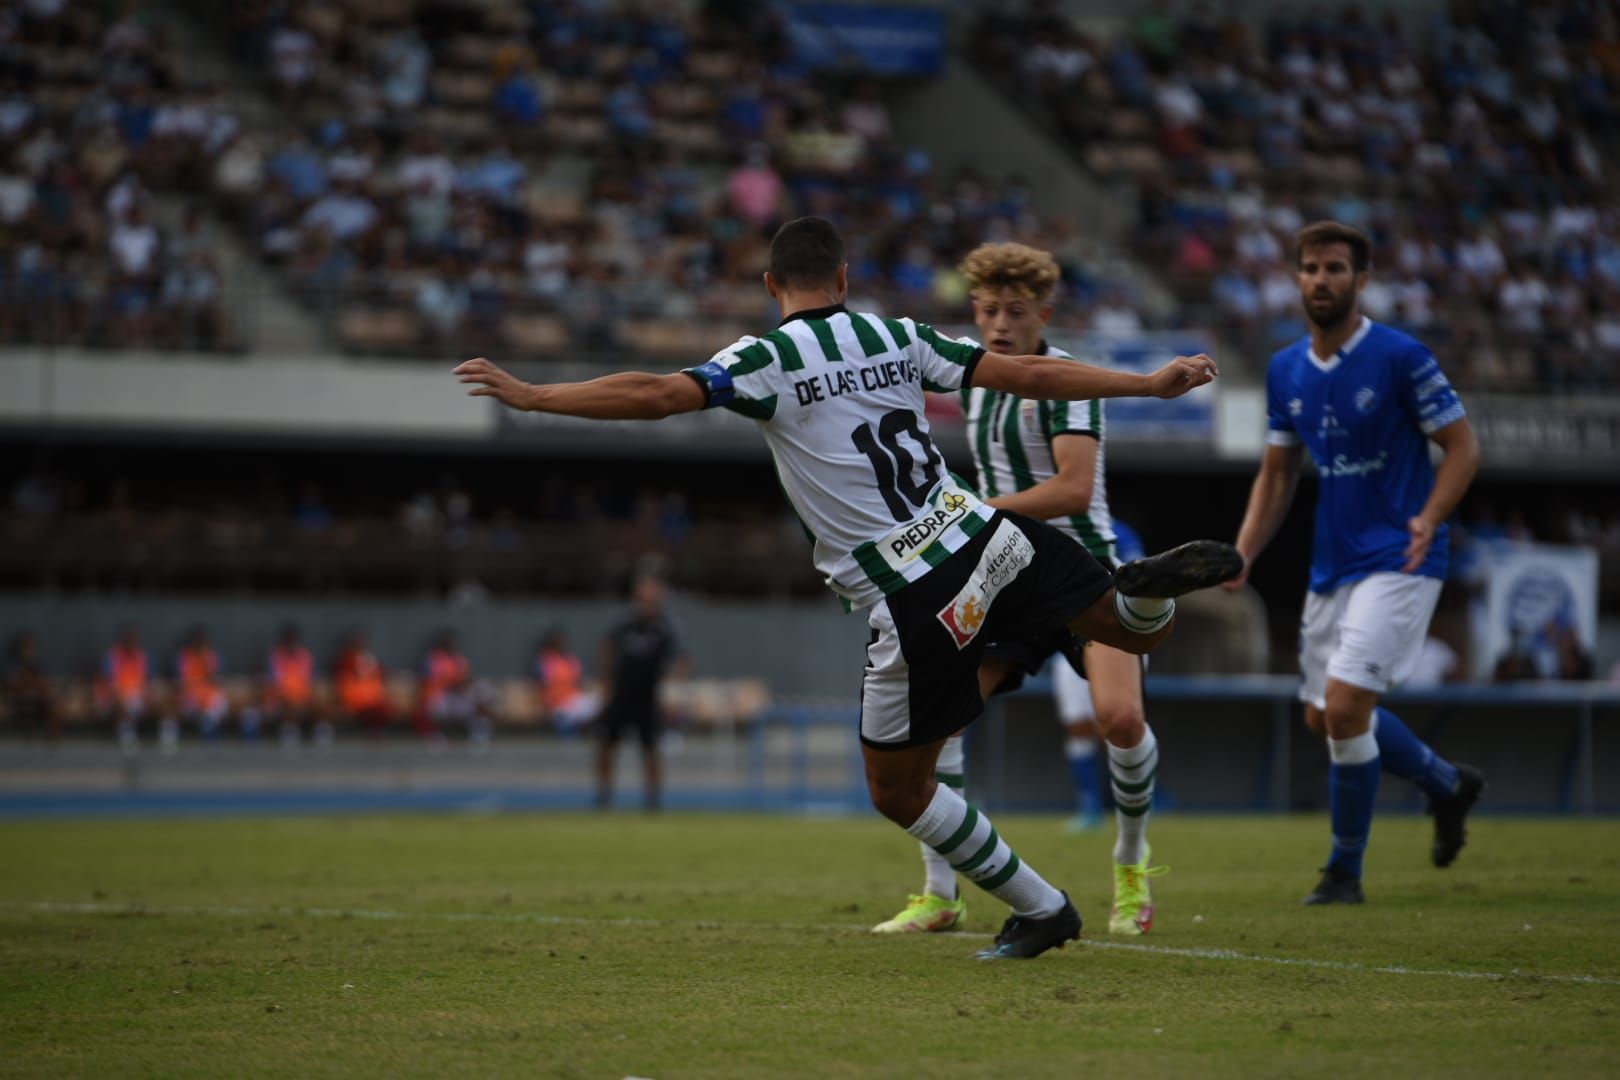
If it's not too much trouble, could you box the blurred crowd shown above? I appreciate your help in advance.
[0,0,236,349]
[8,0,1620,380]
[970,0,1620,394]
[0,0,1152,358]
[3,462,820,599]
[133,0,1134,355]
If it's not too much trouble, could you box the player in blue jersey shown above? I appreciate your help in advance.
[1227,221,1485,905]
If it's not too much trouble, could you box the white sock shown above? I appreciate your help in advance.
[1109,726,1158,866]
[920,735,966,899]
[1327,729,1378,765]
[1114,592,1174,633]
[905,783,1064,918]
[1065,735,1099,762]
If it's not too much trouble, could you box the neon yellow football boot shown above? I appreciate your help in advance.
[871,893,967,934]
[1109,846,1168,935]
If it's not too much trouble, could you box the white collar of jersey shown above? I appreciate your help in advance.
[1307,315,1372,372]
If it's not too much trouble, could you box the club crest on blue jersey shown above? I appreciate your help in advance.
[1265,317,1467,593]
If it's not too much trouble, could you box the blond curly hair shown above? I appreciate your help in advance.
[957,242,1060,303]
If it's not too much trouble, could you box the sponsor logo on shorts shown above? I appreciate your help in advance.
[937,520,1035,649]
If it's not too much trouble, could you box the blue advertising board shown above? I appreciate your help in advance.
[785,3,945,76]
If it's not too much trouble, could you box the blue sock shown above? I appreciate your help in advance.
[1326,732,1381,879]
[1373,707,1459,801]
[1066,737,1103,816]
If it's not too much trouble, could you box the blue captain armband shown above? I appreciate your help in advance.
[683,360,735,409]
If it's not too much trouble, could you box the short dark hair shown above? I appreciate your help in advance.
[769,216,845,290]
[1295,220,1371,273]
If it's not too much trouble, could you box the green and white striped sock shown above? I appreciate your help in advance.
[1115,592,1174,634]
[919,734,965,899]
[1109,726,1158,866]
[905,781,1064,918]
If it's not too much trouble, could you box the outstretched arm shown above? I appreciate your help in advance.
[1224,443,1303,590]
[1403,417,1480,572]
[988,433,1097,522]
[971,352,1217,401]
[455,357,707,420]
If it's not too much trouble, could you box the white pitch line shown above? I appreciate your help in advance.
[11,900,1620,988]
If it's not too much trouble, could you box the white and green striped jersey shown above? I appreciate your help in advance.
[683,305,991,610]
[958,339,1118,563]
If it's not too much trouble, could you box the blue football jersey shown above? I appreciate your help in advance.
[1265,317,1466,594]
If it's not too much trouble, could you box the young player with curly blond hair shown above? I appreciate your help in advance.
[874,242,1169,938]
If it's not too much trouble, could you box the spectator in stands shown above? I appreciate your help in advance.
[419,629,492,751]
[107,198,161,345]
[416,255,471,347]
[176,625,229,740]
[160,250,226,348]
[98,624,160,753]
[536,627,596,734]
[596,575,684,812]
[300,176,378,246]
[266,624,328,751]
[493,54,545,127]
[334,629,392,736]
[377,23,431,115]
[726,143,784,232]
[396,133,456,199]
[3,631,56,745]
[269,19,320,102]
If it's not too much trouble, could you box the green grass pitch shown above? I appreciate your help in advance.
[3,813,1618,1077]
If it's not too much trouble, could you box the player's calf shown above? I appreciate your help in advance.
[901,781,1076,957]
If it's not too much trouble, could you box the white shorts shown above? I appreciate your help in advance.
[1299,572,1443,708]
[1051,658,1094,724]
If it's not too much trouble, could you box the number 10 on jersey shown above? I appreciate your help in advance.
[851,409,945,523]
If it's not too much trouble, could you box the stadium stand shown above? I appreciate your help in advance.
[162,0,1143,357]
[966,0,1620,393]
[0,1,241,349]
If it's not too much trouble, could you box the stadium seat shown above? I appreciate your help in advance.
[501,315,569,353]
[432,71,495,108]
[340,310,420,353]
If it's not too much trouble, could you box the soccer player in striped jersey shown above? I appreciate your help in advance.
[456,216,1240,959]
[873,243,1167,939]
[1226,221,1484,905]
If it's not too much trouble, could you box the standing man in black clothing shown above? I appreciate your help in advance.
[596,575,684,811]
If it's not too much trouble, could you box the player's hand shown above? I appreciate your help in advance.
[1148,354,1219,399]
[1403,516,1435,573]
[1221,554,1251,591]
[455,357,534,409]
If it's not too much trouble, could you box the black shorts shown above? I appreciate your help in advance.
[982,555,1118,696]
[599,704,661,749]
[859,512,1113,750]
